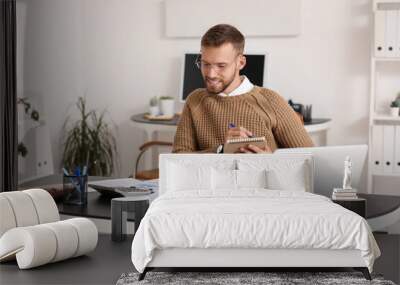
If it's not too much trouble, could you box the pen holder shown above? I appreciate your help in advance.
[63,174,88,206]
[303,104,312,123]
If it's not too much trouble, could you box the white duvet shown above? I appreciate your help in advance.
[131,190,380,273]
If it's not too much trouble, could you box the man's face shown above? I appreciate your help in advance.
[199,43,245,94]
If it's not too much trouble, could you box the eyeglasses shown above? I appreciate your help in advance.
[195,54,241,73]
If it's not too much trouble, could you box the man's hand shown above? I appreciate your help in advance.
[223,126,272,153]
[237,144,272,154]
[225,126,253,141]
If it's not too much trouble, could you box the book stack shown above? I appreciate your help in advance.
[332,188,358,200]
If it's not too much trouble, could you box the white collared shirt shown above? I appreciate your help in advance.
[218,76,254,97]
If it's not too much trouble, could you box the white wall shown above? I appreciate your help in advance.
[17,0,375,178]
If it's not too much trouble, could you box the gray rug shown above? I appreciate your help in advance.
[116,271,396,285]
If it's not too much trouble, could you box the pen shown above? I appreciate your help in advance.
[75,166,81,177]
[62,168,70,176]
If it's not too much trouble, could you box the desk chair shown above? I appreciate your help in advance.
[134,141,173,180]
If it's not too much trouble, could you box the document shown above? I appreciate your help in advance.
[89,178,158,191]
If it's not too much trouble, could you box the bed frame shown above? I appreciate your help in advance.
[138,248,371,280]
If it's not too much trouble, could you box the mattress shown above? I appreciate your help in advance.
[131,190,380,273]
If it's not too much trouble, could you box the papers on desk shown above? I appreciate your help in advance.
[89,178,157,189]
[88,178,158,197]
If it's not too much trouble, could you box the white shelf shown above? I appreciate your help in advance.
[368,3,400,193]
[373,0,400,11]
[373,57,400,62]
[373,115,400,122]
[372,172,400,177]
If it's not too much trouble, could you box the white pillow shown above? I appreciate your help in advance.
[236,169,267,189]
[167,162,212,191]
[266,161,308,191]
[211,168,267,191]
[237,158,310,192]
[212,168,237,191]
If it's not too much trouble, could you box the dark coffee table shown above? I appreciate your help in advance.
[19,175,136,221]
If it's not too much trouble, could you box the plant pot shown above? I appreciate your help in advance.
[149,106,159,116]
[159,99,175,116]
[390,107,400,117]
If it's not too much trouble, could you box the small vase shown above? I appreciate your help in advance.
[390,107,399,117]
[159,99,175,116]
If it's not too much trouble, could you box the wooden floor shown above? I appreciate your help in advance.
[0,234,398,285]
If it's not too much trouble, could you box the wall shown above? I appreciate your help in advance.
[17,0,376,179]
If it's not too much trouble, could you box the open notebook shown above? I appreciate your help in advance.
[223,136,266,153]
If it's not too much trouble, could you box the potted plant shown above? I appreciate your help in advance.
[149,96,159,116]
[159,96,175,117]
[62,97,117,176]
[390,100,400,117]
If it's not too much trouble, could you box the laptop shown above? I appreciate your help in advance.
[276,145,368,197]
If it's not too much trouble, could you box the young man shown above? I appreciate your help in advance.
[172,24,313,153]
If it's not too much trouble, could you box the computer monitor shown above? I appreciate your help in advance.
[276,145,368,197]
[180,53,266,102]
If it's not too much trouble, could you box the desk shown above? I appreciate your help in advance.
[131,113,332,169]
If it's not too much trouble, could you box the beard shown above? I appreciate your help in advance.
[203,73,236,95]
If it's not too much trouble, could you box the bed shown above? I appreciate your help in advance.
[131,153,380,280]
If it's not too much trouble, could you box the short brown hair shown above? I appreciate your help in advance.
[201,24,245,53]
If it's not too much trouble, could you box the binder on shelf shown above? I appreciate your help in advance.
[383,125,395,174]
[396,10,400,57]
[385,10,397,57]
[375,9,386,57]
[372,125,384,174]
[394,126,400,174]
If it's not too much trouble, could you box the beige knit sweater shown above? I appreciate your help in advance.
[172,86,314,153]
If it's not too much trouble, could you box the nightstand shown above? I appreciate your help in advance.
[332,198,366,218]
